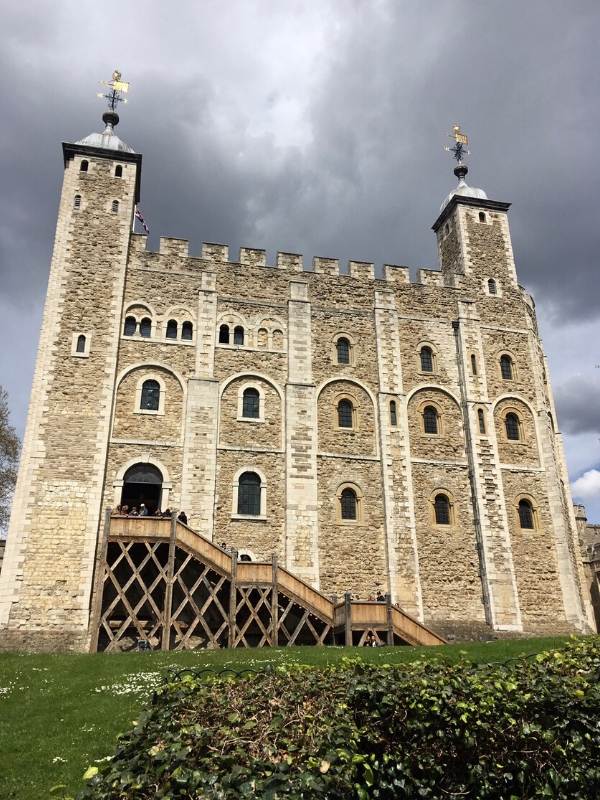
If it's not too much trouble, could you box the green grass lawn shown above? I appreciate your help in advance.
[0,637,575,800]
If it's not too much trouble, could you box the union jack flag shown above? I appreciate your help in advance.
[134,207,150,234]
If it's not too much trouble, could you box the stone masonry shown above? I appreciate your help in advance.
[0,116,595,651]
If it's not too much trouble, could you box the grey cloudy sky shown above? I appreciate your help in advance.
[2,0,600,515]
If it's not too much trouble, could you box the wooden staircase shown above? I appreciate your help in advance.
[91,515,445,651]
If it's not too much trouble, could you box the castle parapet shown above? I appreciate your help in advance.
[277,252,304,271]
[383,264,410,285]
[202,242,229,262]
[240,247,266,267]
[349,260,374,279]
[313,256,339,275]
[159,237,189,258]
[130,233,148,253]
[417,268,444,286]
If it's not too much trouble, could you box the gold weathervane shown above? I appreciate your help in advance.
[97,69,130,113]
[444,123,470,164]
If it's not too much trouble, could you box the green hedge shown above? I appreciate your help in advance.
[80,638,600,799]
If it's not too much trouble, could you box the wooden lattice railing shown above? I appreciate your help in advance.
[90,514,445,651]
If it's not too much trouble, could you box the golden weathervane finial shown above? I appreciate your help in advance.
[97,69,130,113]
[444,123,470,164]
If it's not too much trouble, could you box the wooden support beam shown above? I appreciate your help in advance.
[88,508,112,653]
[386,593,394,646]
[344,592,352,646]
[161,512,177,651]
[228,550,238,647]
[271,554,279,647]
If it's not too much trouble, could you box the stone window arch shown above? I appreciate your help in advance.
[233,325,245,346]
[134,374,166,415]
[479,211,487,223]
[74,194,81,210]
[112,456,173,511]
[419,344,436,374]
[337,397,356,429]
[504,411,521,441]
[389,400,398,426]
[76,334,86,353]
[336,482,364,523]
[232,467,267,519]
[488,278,497,295]
[471,353,478,375]
[80,159,88,172]
[422,404,440,435]
[111,199,119,214]
[166,319,178,339]
[515,494,539,531]
[499,353,515,381]
[139,317,152,338]
[115,165,123,178]
[182,321,193,341]
[71,331,91,358]
[218,323,230,344]
[240,386,261,420]
[272,329,284,350]
[477,408,486,434]
[429,488,456,527]
[123,316,137,336]
[331,333,354,366]
[257,328,268,348]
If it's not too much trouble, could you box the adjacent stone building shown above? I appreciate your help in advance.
[0,98,594,650]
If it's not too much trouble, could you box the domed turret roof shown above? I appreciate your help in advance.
[440,164,487,211]
[75,110,135,154]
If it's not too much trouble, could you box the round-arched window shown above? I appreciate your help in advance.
[505,412,520,441]
[139,317,152,338]
[182,321,193,340]
[219,324,230,344]
[123,316,136,336]
[337,399,354,428]
[423,405,438,434]
[500,354,513,380]
[242,388,260,419]
[166,319,178,339]
[434,494,451,525]
[233,326,244,346]
[237,472,261,516]
[340,488,358,520]
[140,379,160,411]
[420,346,434,372]
[76,334,86,353]
[336,337,351,364]
[518,499,535,529]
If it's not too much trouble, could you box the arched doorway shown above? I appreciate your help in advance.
[121,463,163,514]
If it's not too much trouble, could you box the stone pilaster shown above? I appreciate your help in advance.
[454,300,522,630]
[285,280,320,586]
[374,289,423,618]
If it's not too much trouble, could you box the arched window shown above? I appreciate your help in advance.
[423,405,438,434]
[500,354,513,380]
[123,316,136,336]
[233,326,244,346]
[272,329,284,349]
[420,346,434,372]
[76,334,86,353]
[336,337,351,364]
[505,412,520,441]
[488,278,497,295]
[434,494,451,525]
[337,399,354,428]
[219,324,230,344]
[471,354,477,375]
[340,488,358,521]
[166,319,178,339]
[140,379,160,411]
[115,165,123,178]
[139,317,152,338]
[518,499,535,530]
[479,211,486,223]
[478,408,486,434]
[242,388,260,419]
[182,321,193,340]
[74,194,81,209]
[239,553,252,562]
[390,400,397,426]
[237,472,261,516]
[80,160,88,172]
[111,200,119,213]
[257,328,268,348]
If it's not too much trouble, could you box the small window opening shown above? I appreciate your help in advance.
[500,354,513,380]
[518,499,535,530]
[337,399,354,429]
[423,405,438,434]
[239,553,252,562]
[336,337,351,364]
[505,412,520,441]
[479,211,486,223]
[478,408,486,434]
[340,488,358,521]
[74,194,81,209]
[166,319,178,339]
[182,321,193,340]
[218,324,230,344]
[390,400,397,426]
[76,334,86,353]
[434,494,451,525]
[242,388,260,419]
[80,160,88,172]
[139,317,152,338]
[233,326,244,346]
[111,200,119,214]
[237,472,261,516]
[123,316,136,336]
[420,346,433,373]
[488,278,497,295]
[140,379,160,411]
[115,165,123,178]
[471,354,478,375]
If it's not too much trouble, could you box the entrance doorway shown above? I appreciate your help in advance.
[121,463,163,514]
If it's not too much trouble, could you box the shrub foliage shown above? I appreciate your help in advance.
[80,638,600,799]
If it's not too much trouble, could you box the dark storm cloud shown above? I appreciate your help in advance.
[554,376,600,436]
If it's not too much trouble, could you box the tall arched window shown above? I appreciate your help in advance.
[479,211,486,223]
[237,472,261,516]
[336,337,350,364]
[390,400,397,426]
[115,165,123,177]
[242,388,260,419]
[139,317,152,338]
[123,316,136,336]
[505,412,520,441]
[471,354,477,375]
[166,319,178,339]
[219,324,230,344]
[111,200,119,213]
[74,194,81,209]
[80,160,88,172]
[488,278,497,295]
[76,334,86,353]
[182,321,193,340]
[140,379,160,411]
[478,408,486,434]
[337,399,354,428]
[257,328,268,348]
[233,326,244,346]
[340,488,358,520]
[518,499,535,529]
[420,346,433,372]
[423,405,438,434]
[434,494,451,525]
[500,354,513,380]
